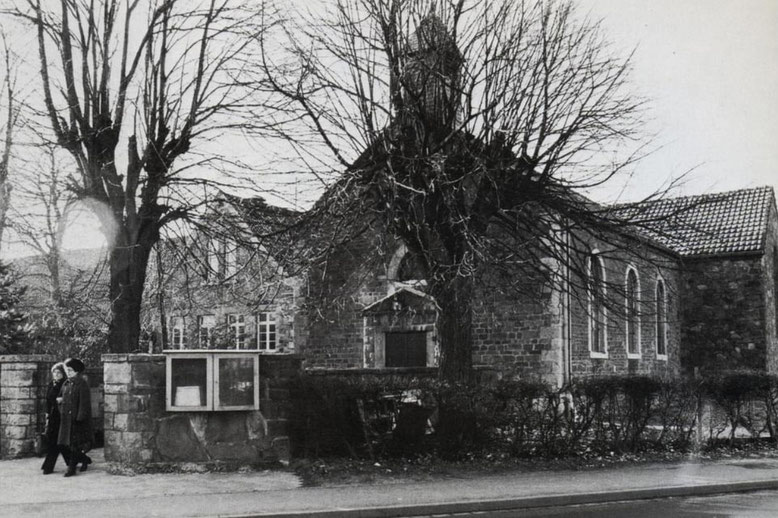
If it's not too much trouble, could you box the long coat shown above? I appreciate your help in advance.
[57,374,93,451]
[44,379,66,443]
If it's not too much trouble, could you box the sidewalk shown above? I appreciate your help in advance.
[2,449,778,517]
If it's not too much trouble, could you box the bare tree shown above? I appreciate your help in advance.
[0,30,21,250]
[9,0,278,352]
[266,0,682,381]
[9,145,104,305]
[7,143,110,360]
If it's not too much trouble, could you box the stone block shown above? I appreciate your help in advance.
[0,361,40,371]
[270,436,291,462]
[0,386,32,399]
[246,412,267,440]
[127,413,156,432]
[103,383,129,395]
[2,399,35,413]
[132,362,165,389]
[139,449,155,462]
[103,438,119,461]
[111,431,146,454]
[0,370,34,387]
[156,415,209,462]
[205,413,248,443]
[112,413,129,431]
[265,418,288,438]
[103,394,119,413]
[1,414,33,427]
[104,362,132,385]
[207,442,257,461]
[1,425,30,440]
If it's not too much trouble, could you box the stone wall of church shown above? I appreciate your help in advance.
[567,243,682,379]
[763,201,778,373]
[297,229,392,370]
[471,273,563,384]
[681,254,767,373]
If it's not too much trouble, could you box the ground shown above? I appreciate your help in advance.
[294,440,778,487]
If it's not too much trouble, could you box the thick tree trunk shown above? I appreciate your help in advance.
[107,232,154,353]
[436,275,474,383]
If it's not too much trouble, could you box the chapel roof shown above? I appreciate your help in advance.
[613,186,775,257]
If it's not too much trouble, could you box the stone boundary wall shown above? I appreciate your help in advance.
[0,355,57,459]
[103,353,302,466]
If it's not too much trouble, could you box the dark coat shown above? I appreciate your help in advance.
[44,379,65,442]
[57,374,93,451]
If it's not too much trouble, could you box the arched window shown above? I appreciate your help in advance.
[397,250,427,282]
[626,267,641,357]
[656,278,667,358]
[589,253,607,356]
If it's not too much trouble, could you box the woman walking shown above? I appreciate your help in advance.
[58,358,93,477]
[41,362,70,474]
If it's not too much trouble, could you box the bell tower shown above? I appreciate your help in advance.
[402,15,463,131]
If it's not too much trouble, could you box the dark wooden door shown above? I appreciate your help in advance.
[385,331,427,367]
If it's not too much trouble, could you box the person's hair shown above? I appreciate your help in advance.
[51,362,66,377]
[64,358,86,373]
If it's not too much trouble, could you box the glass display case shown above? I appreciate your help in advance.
[215,355,259,410]
[165,351,258,411]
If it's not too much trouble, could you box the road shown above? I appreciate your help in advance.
[424,490,778,517]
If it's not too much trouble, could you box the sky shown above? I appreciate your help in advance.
[1,0,777,258]
[578,0,778,201]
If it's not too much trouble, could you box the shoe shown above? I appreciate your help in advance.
[42,469,53,475]
[64,468,76,477]
[80,456,92,472]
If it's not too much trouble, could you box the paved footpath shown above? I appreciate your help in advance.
[3,450,778,517]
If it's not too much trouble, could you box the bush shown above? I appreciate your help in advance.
[289,370,778,462]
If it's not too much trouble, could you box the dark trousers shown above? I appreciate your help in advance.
[41,443,70,472]
[61,446,90,471]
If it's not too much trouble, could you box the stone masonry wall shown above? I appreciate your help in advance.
[103,353,301,466]
[681,255,767,372]
[568,241,682,379]
[0,355,56,459]
[763,201,778,373]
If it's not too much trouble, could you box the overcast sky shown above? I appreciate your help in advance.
[578,0,778,201]
[2,0,777,258]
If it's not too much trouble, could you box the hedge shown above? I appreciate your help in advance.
[289,371,778,460]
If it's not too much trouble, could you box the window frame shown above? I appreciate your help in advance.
[169,316,187,349]
[625,266,641,359]
[257,311,277,351]
[228,314,248,349]
[655,277,668,360]
[213,354,260,411]
[166,353,213,411]
[588,251,608,358]
[198,314,216,348]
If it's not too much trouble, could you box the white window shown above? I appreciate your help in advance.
[170,316,186,349]
[625,267,641,358]
[258,312,277,351]
[198,315,216,348]
[588,252,607,357]
[228,314,247,349]
[656,278,668,359]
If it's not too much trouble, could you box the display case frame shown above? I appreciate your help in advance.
[165,351,259,411]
